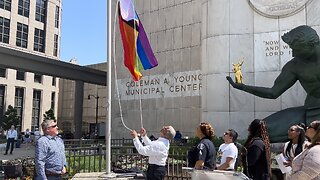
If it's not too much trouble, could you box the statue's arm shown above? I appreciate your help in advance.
[226,64,297,99]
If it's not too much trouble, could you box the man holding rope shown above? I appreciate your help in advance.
[130,126,176,180]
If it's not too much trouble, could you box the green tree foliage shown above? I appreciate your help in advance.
[0,105,20,130]
[43,108,56,120]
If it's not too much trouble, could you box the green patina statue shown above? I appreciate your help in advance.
[227,25,320,143]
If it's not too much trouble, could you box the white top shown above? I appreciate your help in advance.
[216,143,238,170]
[283,141,308,159]
[6,129,17,140]
[133,136,169,166]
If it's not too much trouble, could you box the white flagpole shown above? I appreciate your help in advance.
[106,0,112,174]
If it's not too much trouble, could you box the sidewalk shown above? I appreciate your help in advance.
[0,143,35,161]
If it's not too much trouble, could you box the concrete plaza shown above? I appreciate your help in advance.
[0,143,35,161]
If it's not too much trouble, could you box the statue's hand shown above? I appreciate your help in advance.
[226,76,243,90]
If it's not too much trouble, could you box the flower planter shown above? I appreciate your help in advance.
[3,164,23,178]
[23,165,35,177]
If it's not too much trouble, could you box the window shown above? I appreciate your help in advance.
[16,70,25,81]
[18,0,29,17]
[55,6,59,28]
[0,17,10,44]
[53,34,58,56]
[34,73,42,83]
[52,77,56,86]
[0,67,6,78]
[34,28,45,52]
[35,0,46,23]
[0,86,5,119]
[32,90,41,131]
[0,0,11,11]
[16,23,28,48]
[15,87,24,131]
[51,92,55,110]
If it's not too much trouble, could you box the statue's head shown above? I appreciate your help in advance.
[282,25,319,59]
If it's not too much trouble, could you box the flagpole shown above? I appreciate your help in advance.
[106,0,112,174]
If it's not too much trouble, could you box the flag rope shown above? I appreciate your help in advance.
[113,0,132,131]
[113,0,147,131]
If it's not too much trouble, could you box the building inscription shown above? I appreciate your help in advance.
[263,40,291,57]
[118,70,202,100]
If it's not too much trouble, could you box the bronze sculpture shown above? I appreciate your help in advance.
[227,25,320,142]
[232,59,244,84]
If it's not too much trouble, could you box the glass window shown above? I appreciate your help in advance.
[0,17,10,44]
[31,90,41,131]
[51,92,55,110]
[0,67,6,78]
[53,34,58,56]
[16,70,25,81]
[34,28,45,52]
[16,22,28,48]
[34,73,42,83]
[0,0,11,11]
[18,0,29,17]
[55,6,59,28]
[52,77,56,86]
[15,87,24,131]
[0,86,5,119]
[35,0,46,23]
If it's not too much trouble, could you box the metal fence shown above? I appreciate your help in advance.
[64,139,191,179]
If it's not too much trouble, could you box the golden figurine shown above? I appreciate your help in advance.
[232,59,244,84]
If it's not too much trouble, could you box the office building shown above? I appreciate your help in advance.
[0,0,61,132]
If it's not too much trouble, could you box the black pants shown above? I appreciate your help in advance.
[146,164,166,180]
[5,138,15,154]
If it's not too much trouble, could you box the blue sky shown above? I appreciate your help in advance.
[60,1,107,66]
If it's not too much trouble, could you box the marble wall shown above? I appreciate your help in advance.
[111,0,320,139]
[111,0,203,138]
[202,0,319,138]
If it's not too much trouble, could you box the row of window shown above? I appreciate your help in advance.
[0,16,59,55]
[0,85,56,131]
[1,0,60,27]
[0,67,56,86]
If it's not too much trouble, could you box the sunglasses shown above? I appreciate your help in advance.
[288,128,297,132]
[48,124,57,128]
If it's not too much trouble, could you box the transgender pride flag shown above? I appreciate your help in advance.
[118,0,158,81]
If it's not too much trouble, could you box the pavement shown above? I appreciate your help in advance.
[0,143,35,161]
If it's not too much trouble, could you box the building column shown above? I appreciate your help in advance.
[74,81,84,138]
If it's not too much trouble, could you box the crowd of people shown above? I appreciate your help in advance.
[2,118,320,180]
[130,119,320,180]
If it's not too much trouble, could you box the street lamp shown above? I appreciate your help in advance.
[88,94,99,139]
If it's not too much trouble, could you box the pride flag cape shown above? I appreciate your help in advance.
[118,0,158,81]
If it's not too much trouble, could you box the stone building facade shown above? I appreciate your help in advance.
[0,0,61,132]
[109,0,320,139]
[58,0,320,140]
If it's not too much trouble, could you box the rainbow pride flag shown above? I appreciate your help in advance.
[118,0,158,81]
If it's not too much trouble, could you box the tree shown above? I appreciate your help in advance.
[43,108,56,120]
[0,105,20,130]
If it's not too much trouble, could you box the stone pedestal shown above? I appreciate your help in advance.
[71,172,144,180]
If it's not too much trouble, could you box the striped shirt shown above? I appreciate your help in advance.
[35,135,67,179]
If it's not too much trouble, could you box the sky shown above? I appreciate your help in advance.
[60,1,107,66]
